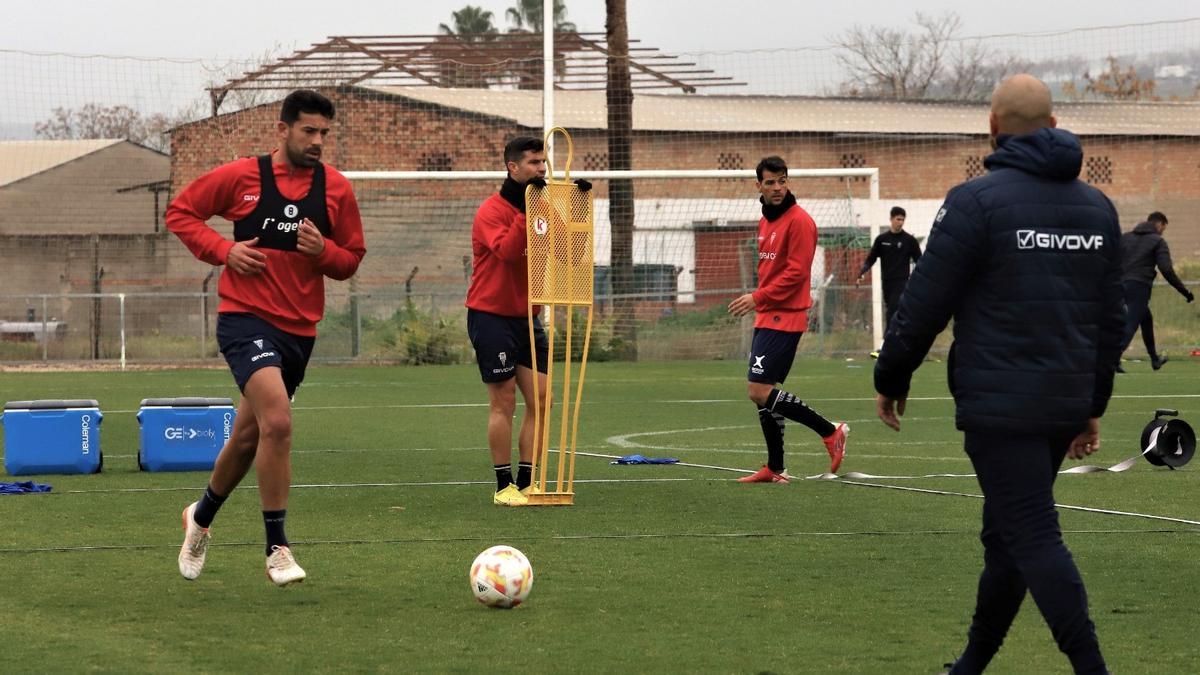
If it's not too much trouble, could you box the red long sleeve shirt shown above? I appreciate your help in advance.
[166,154,366,337]
[751,200,817,333]
[466,193,540,317]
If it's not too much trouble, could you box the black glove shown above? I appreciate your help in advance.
[573,178,593,192]
[1186,290,1195,303]
[527,176,547,188]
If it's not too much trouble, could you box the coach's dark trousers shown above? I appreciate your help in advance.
[950,433,1107,675]
[882,278,907,332]
[1120,280,1157,359]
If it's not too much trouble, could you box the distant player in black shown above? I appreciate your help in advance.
[1116,211,1194,371]
[857,206,922,349]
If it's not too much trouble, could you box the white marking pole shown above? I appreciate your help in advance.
[869,171,884,349]
[543,0,554,157]
[118,292,126,371]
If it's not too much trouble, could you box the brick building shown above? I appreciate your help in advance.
[0,139,169,235]
[168,86,1200,317]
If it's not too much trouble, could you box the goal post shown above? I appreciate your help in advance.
[341,167,883,358]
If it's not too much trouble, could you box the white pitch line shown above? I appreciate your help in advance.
[60,394,1197,416]
[662,394,1200,404]
[97,444,619,460]
[1,527,1193,556]
[599,427,1200,525]
[839,480,1200,527]
[53,476,701,495]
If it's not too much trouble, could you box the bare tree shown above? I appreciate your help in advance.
[834,12,957,99]
[35,104,184,153]
[835,11,1018,101]
[939,47,1033,101]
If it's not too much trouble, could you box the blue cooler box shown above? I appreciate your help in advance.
[138,398,235,472]
[2,399,103,475]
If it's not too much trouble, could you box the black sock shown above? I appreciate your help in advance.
[495,463,514,491]
[192,485,227,528]
[263,509,288,556]
[758,408,786,472]
[768,389,836,438]
[515,461,533,490]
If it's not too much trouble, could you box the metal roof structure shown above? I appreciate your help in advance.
[0,139,128,188]
[362,86,1200,137]
[208,32,742,114]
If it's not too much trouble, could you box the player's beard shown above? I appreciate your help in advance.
[286,142,321,168]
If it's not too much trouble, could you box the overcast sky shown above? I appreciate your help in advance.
[0,0,1194,59]
[0,0,1196,138]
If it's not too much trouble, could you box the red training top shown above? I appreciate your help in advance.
[752,198,818,333]
[166,153,366,337]
[466,193,540,317]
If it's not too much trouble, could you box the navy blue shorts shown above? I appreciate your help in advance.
[216,312,315,398]
[467,309,549,383]
[747,328,803,384]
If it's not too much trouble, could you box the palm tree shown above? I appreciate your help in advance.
[438,5,499,40]
[436,6,499,87]
[606,0,636,358]
[506,0,577,33]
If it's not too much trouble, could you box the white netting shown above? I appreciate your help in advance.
[1,13,1197,363]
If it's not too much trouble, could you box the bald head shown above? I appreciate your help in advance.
[990,74,1056,136]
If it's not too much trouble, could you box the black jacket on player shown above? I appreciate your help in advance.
[875,128,1125,435]
[858,230,922,283]
[1119,221,1193,300]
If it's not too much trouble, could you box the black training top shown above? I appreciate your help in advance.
[858,230,922,282]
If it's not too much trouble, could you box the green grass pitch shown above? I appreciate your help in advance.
[1,357,1197,673]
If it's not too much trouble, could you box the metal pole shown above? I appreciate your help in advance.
[869,169,884,350]
[543,0,554,157]
[118,293,127,371]
[41,295,48,361]
[349,277,361,359]
[199,294,207,358]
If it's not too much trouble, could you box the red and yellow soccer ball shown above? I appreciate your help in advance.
[470,545,534,608]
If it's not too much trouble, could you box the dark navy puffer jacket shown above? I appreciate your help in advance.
[1120,221,1192,298]
[875,128,1125,435]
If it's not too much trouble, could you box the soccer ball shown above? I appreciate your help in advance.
[470,545,534,608]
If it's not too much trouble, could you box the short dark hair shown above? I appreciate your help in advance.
[756,156,788,181]
[504,136,544,166]
[1148,211,1168,225]
[890,206,907,218]
[280,90,335,125]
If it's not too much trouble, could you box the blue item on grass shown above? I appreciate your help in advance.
[2,400,102,475]
[0,481,52,494]
[611,454,679,465]
[138,398,236,472]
